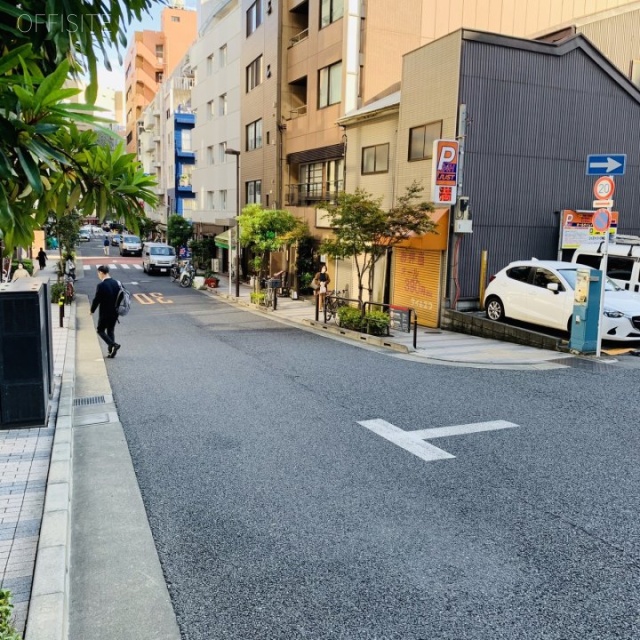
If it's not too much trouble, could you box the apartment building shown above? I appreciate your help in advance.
[190,0,242,236]
[124,5,197,154]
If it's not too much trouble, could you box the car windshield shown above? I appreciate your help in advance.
[150,247,174,256]
[124,236,140,243]
[558,268,622,292]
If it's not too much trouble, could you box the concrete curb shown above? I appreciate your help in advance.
[26,304,75,640]
[208,289,412,354]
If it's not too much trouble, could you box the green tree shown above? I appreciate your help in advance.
[238,204,307,281]
[167,215,193,252]
[319,182,436,306]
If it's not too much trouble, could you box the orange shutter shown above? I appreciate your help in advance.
[392,248,442,327]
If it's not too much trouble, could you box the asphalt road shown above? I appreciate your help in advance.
[76,240,640,640]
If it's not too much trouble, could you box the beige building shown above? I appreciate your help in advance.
[124,5,197,154]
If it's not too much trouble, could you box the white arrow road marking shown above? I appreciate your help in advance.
[590,157,622,172]
[357,419,519,463]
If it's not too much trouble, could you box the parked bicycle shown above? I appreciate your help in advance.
[64,273,75,304]
[324,288,350,322]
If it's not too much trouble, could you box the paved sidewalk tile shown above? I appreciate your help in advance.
[0,299,68,636]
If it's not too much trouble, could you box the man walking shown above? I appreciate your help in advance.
[103,235,110,256]
[90,265,121,358]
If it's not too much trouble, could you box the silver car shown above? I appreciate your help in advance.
[119,235,142,257]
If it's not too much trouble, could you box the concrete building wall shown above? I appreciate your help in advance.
[240,0,280,209]
[395,31,462,203]
[342,110,400,210]
[190,0,241,226]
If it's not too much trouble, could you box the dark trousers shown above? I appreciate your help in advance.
[97,318,117,349]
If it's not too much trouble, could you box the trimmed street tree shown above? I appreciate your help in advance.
[238,204,307,283]
[167,214,193,253]
[319,182,437,306]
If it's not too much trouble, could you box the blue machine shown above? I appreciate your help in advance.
[569,268,603,354]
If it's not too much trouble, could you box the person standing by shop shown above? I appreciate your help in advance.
[37,248,47,272]
[90,265,121,358]
[314,264,331,312]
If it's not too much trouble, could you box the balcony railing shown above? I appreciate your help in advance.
[286,180,343,207]
[289,105,307,119]
[288,28,309,48]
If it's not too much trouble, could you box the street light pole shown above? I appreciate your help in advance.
[225,148,241,298]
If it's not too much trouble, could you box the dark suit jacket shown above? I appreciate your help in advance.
[90,277,120,322]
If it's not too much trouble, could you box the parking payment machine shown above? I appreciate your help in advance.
[569,268,602,354]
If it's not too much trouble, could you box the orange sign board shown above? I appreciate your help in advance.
[560,209,618,249]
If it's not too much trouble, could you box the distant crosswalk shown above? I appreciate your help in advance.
[83,264,143,271]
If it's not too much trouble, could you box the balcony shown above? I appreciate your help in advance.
[289,104,307,119]
[288,28,308,48]
[286,180,343,207]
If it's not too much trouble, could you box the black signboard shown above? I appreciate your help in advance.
[389,305,411,332]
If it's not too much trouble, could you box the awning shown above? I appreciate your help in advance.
[214,229,230,249]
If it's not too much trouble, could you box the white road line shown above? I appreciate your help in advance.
[109,264,118,270]
[357,419,454,462]
[409,420,518,440]
[133,264,143,270]
[121,264,131,269]
[357,418,519,463]
[83,265,90,270]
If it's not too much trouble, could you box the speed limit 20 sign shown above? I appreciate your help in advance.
[593,176,615,200]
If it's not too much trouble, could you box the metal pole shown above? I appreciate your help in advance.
[478,250,488,310]
[596,210,611,358]
[235,154,240,298]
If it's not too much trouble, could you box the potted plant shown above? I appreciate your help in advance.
[204,276,219,288]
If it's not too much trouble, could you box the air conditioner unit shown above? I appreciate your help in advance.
[212,258,221,272]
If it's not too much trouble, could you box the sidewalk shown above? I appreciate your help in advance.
[206,275,576,370]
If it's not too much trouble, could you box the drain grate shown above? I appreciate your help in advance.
[73,395,106,407]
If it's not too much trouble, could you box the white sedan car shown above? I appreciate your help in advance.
[484,260,640,341]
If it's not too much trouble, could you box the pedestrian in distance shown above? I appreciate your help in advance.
[65,254,76,280]
[11,262,30,281]
[90,265,121,358]
[313,264,330,312]
[103,235,110,255]
[37,248,47,271]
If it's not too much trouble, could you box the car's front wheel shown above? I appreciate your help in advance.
[486,296,506,322]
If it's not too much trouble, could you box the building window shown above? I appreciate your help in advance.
[207,191,215,209]
[219,94,227,116]
[318,61,342,108]
[207,145,214,164]
[181,129,192,151]
[219,190,227,210]
[320,0,344,28]
[408,121,442,161]
[207,100,214,121]
[206,54,214,75]
[167,133,172,147]
[246,55,263,92]
[288,158,343,205]
[155,44,164,60]
[219,45,227,69]
[218,142,227,163]
[246,180,262,204]
[361,143,389,175]
[171,15,180,22]
[155,71,163,83]
[246,0,263,36]
[246,119,263,151]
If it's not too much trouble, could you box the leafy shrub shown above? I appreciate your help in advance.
[250,292,265,304]
[50,282,65,303]
[365,310,390,336]
[0,589,22,639]
[337,306,364,331]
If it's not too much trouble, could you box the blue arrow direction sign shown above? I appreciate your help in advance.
[586,154,627,176]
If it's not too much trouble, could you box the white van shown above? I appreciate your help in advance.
[571,235,640,293]
[142,243,176,275]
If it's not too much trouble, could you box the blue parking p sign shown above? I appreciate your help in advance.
[586,154,626,176]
